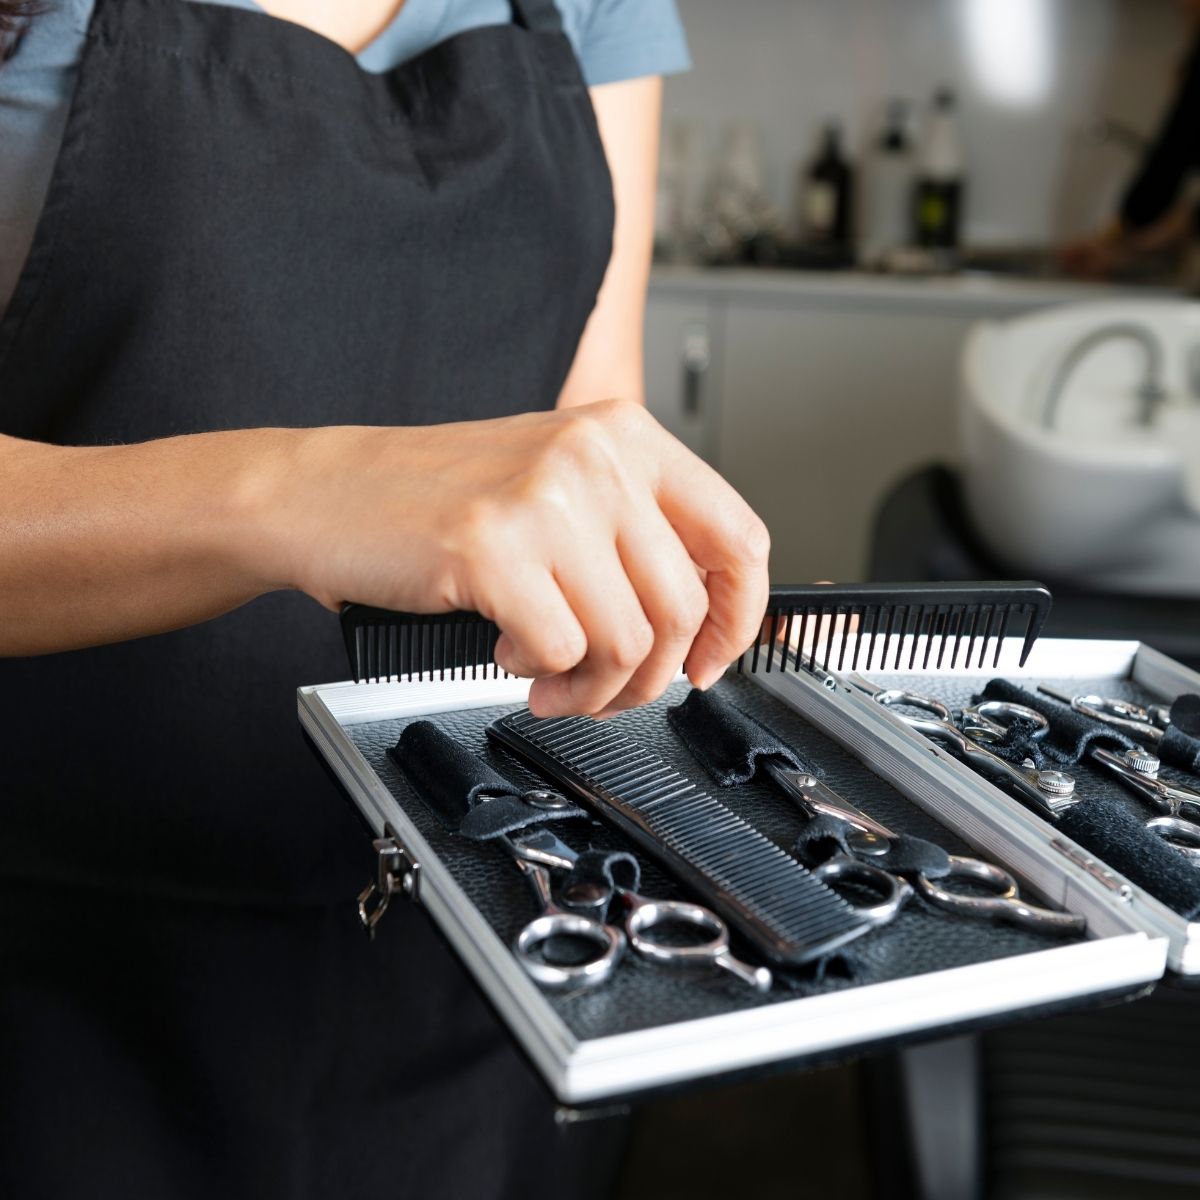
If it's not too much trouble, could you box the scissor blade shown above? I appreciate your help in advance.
[762,761,898,841]
[507,826,577,871]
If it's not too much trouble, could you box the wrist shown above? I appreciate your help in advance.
[215,426,315,598]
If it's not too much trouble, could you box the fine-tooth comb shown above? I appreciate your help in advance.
[340,581,1052,683]
[486,710,874,966]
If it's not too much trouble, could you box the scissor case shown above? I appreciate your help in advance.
[297,636,1188,1106]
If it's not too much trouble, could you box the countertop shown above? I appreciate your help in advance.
[648,264,1167,315]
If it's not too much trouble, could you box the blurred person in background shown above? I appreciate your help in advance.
[1062,0,1200,286]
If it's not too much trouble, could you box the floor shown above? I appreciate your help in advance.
[613,1060,876,1200]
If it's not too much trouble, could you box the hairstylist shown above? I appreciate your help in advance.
[1061,0,1200,283]
[0,2,770,1197]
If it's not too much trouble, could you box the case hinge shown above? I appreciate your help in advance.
[357,824,421,937]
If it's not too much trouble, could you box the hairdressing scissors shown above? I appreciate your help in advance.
[961,692,1200,858]
[498,820,773,992]
[842,674,1078,821]
[1037,685,1171,746]
[1086,747,1200,859]
[882,686,1200,860]
[761,761,1084,935]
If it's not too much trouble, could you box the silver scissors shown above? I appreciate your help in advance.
[963,690,1200,859]
[895,687,1200,860]
[1038,685,1171,746]
[844,675,1078,821]
[1087,747,1200,859]
[761,761,1085,935]
[499,821,773,992]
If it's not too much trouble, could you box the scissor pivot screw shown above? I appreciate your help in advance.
[847,829,890,857]
[1036,770,1076,798]
[523,788,572,810]
[1122,747,1161,776]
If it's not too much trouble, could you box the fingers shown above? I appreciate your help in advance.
[526,544,654,718]
[432,402,770,717]
[651,450,771,689]
[486,566,588,680]
[592,511,710,717]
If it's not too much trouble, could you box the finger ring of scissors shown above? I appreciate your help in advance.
[760,762,1085,936]
[504,824,772,992]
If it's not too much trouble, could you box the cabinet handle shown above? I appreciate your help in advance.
[681,322,710,417]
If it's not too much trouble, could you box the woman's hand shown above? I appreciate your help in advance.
[262,400,770,717]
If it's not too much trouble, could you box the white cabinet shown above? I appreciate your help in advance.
[643,293,721,463]
[716,298,967,582]
[645,268,1115,583]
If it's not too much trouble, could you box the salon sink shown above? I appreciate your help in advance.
[959,300,1200,597]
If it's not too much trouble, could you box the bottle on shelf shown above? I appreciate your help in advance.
[859,100,914,266]
[797,121,855,258]
[912,88,965,253]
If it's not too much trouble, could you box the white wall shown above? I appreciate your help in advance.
[665,0,1189,245]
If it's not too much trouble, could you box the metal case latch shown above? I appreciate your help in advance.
[357,825,421,936]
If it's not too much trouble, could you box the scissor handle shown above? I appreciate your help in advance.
[810,853,913,927]
[962,700,1049,741]
[873,689,952,722]
[514,911,625,989]
[875,693,1072,819]
[1146,816,1200,860]
[512,859,624,990]
[622,895,772,992]
[913,855,1086,935]
[1073,694,1165,744]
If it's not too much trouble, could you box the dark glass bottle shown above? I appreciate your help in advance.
[913,89,965,250]
[800,122,854,250]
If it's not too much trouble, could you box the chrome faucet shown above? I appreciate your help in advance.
[1042,322,1168,429]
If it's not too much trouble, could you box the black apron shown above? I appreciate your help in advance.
[0,0,616,1194]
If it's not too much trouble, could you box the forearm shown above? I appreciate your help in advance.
[557,77,661,409]
[1119,39,1200,231]
[0,429,297,655]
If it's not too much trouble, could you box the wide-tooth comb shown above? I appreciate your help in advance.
[340,582,1051,683]
[486,710,874,967]
[744,581,1052,677]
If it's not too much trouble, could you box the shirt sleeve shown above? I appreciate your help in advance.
[572,0,690,87]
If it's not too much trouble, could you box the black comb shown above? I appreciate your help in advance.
[744,582,1052,677]
[486,710,873,967]
[340,582,1051,683]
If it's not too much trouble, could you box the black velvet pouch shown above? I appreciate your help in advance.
[667,686,821,784]
[976,679,1136,767]
[560,847,641,904]
[1161,693,1200,774]
[669,688,953,882]
[1058,795,1200,919]
[391,720,587,840]
[971,684,1200,915]
[790,815,952,880]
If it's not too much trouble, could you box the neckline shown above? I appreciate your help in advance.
[231,0,454,73]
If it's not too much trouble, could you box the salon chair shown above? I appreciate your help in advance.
[865,464,1200,1200]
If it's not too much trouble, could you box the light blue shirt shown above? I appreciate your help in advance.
[0,0,689,314]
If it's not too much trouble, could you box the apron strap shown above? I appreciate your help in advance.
[510,0,564,33]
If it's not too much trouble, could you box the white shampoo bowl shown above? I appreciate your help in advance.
[959,300,1200,596]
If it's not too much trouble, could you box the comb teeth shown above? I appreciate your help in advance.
[487,711,872,966]
[341,607,505,684]
[340,583,1051,683]
[738,582,1051,680]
